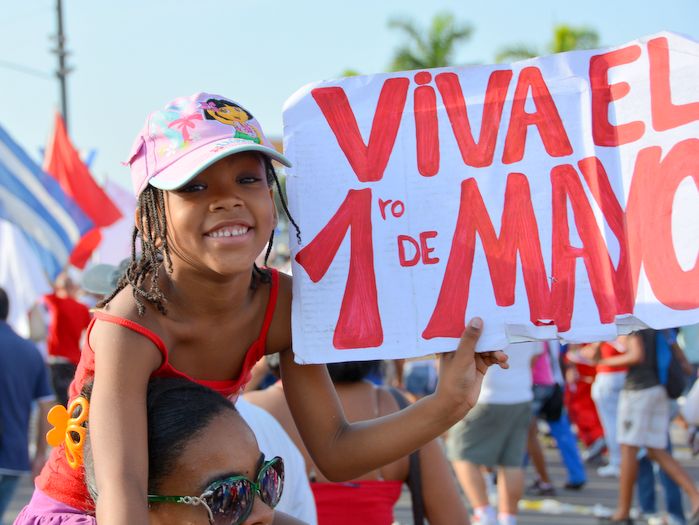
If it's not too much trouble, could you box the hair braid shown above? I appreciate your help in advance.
[157,189,173,273]
[268,164,301,246]
[97,186,171,315]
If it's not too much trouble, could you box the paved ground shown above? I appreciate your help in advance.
[7,426,698,524]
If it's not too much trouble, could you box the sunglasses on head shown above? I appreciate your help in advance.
[148,454,284,525]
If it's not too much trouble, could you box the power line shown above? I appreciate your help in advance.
[0,59,52,80]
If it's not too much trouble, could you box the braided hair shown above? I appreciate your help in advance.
[99,157,300,315]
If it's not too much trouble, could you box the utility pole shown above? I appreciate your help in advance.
[53,0,71,131]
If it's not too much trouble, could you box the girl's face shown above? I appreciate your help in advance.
[149,411,274,525]
[163,152,276,277]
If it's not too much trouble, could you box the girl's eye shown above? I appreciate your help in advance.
[178,183,206,193]
[238,174,263,184]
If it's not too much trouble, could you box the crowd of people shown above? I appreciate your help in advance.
[1,91,698,525]
[3,265,699,525]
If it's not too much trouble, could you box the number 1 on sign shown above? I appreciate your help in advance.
[295,188,383,349]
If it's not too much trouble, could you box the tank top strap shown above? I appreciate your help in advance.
[92,311,169,363]
[261,268,280,341]
[246,268,280,364]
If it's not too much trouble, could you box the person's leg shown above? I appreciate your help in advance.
[526,418,553,489]
[453,460,490,508]
[497,467,524,515]
[592,372,624,469]
[636,449,658,515]
[647,447,699,514]
[452,461,496,523]
[656,439,686,524]
[548,411,586,485]
[613,444,640,520]
[0,474,22,525]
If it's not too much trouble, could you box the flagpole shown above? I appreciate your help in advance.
[53,0,70,131]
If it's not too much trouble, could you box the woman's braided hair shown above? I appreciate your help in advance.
[98,157,300,315]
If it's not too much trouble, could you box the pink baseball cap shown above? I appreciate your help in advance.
[126,92,291,195]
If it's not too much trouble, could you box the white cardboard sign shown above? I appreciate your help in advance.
[283,32,699,364]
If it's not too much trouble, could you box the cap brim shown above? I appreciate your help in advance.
[149,141,292,192]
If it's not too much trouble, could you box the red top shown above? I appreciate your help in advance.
[312,480,403,525]
[36,269,279,512]
[597,341,628,373]
[43,294,91,365]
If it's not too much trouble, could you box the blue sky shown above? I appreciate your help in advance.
[2,0,698,190]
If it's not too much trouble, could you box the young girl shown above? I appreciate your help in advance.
[22,92,506,525]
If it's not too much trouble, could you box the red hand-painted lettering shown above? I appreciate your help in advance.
[295,189,383,348]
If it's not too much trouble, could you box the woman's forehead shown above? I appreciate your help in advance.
[173,411,260,490]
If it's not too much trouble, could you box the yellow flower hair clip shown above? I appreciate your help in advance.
[46,396,89,469]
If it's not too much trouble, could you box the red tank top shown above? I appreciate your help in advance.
[312,480,403,525]
[597,341,628,373]
[43,294,91,365]
[36,269,279,511]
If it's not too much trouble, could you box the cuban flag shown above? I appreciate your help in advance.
[0,123,93,280]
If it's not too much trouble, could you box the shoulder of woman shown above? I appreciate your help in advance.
[376,385,402,416]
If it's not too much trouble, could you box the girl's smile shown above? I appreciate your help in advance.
[204,221,254,243]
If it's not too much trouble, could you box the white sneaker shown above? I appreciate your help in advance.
[645,513,665,525]
[597,464,620,478]
[471,514,498,525]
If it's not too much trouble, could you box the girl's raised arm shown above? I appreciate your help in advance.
[279,318,507,481]
[89,318,162,525]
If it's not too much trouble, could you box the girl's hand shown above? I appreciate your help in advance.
[433,318,508,422]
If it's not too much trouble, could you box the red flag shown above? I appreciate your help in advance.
[44,113,122,268]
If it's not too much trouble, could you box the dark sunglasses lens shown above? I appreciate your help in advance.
[206,479,253,525]
[259,459,284,508]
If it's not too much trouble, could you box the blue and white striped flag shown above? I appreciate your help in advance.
[0,123,93,280]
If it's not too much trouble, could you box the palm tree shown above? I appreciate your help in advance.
[387,12,473,71]
[550,25,599,53]
[495,24,600,63]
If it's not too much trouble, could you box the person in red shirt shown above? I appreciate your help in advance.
[563,346,606,465]
[587,339,629,478]
[40,272,91,407]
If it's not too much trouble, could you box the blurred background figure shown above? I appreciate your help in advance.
[394,357,439,399]
[589,338,629,478]
[28,271,90,407]
[0,287,54,525]
[562,346,606,465]
[679,324,699,391]
[527,342,586,496]
[606,329,699,525]
[448,341,540,525]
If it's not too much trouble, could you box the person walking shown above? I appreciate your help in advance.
[605,329,699,525]
[528,342,587,495]
[0,287,54,525]
[589,338,629,478]
[31,272,91,407]
[448,341,541,525]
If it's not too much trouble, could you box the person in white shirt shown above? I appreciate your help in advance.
[447,342,541,525]
[236,398,317,525]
